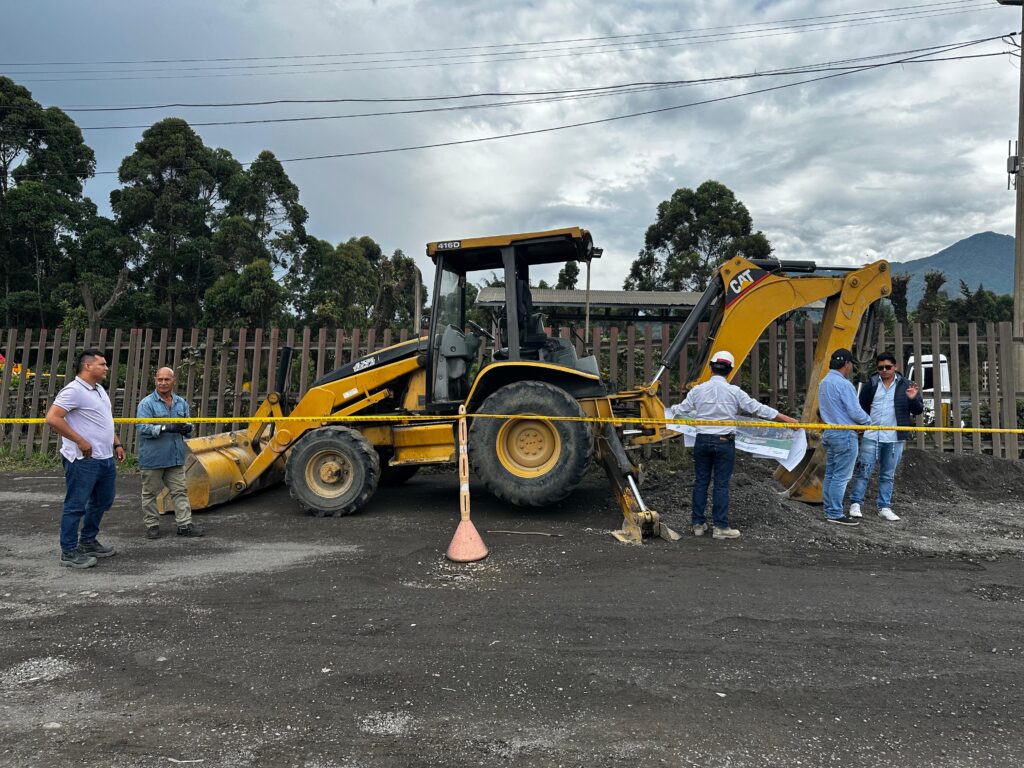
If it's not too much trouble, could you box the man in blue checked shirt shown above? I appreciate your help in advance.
[817,348,871,526]
[136,367,204,539]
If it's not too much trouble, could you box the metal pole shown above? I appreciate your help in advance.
[1015,13,1024,391]
[413,265,422,337]
[584,260,591,343]
[999,2,1024,391]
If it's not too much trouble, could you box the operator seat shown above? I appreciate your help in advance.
[518,280,549,352]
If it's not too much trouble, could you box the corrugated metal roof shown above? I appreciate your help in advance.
[476,287,702,308]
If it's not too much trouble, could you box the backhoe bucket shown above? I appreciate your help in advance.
[773,435,825,503]
[157,430,286,513]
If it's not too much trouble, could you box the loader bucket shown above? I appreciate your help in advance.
[773,435,825,504]
[157,429,286,513]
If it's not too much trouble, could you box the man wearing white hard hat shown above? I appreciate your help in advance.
[669,350,799,539]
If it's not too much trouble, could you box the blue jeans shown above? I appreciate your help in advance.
[821,431,859,520]
[849,439,905,509]
[60,457,117,553]
[692,434,736,529]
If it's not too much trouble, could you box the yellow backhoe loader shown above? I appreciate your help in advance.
[167,227,890,543]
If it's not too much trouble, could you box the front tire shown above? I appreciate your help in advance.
[469,381,592,507]
[285,426,380,516]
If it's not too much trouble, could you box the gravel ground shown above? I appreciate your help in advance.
[1,449,1023,767]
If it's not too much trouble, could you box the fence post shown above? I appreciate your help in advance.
[967,324,982,454]
[931,322,944,452]
[250,328,264,415]
[24,329,48,457]
[0,328,17,443]
[948,323,963,456]
[40,327,64,454]
[609,326,619,390]
[9,329,33,452]
[999,321,1019,460]
[232,328,248,430]
[316,327,327,381]
[215,329,231,432]
[912,323,925,451]
[986,324,1002,457]
[298,327,312,398]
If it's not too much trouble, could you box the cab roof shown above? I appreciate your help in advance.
[425,227,597,273]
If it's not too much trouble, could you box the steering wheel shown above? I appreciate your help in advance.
[466,320,495,341]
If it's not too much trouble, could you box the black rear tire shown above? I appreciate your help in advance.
[469,380,592,507]
[286,426,380,516]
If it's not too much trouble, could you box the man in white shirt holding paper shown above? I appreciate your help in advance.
[669,350,798,540]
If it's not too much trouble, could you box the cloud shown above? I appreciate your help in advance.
[5,0,1018,289]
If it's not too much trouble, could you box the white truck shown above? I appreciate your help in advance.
[905,354,957,427]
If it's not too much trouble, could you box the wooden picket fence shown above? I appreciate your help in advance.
[1,321,1020,460]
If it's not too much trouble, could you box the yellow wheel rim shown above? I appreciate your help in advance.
[303,448,355,499]
[495,415,561,478]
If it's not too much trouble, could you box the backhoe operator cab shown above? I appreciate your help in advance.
[426,228,602,409]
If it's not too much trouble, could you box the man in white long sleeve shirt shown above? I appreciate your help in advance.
[669,350,798,539]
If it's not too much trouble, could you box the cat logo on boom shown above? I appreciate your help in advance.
[729,270,755,295]
[725,267,769,306]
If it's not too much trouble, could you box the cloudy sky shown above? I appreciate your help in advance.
[4,0,1021,288]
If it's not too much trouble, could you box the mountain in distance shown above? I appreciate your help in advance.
[891,231,1014,308]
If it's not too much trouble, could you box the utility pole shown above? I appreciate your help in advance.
[999,0,1024,391]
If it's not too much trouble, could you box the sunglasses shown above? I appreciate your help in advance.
[877,364,894,371]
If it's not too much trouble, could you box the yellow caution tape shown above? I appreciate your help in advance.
[1,413,1021,435]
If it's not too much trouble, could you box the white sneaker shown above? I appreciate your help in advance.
[848,503,862,518]
[878,508,900,521]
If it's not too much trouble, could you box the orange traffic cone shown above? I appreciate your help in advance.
[446,405,488,563]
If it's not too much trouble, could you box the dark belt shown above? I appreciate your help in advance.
[696,433,735,442]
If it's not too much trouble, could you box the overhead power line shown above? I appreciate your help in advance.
[6,34,1006,181]
[5,2,997,84]
[37,39,1001,132]
[0,0,991,67]
[15,35,1006,114]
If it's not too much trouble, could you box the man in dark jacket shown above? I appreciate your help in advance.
[848,352,923,521]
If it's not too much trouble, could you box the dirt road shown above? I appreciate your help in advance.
[2,450,1023,767]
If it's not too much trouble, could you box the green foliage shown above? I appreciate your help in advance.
[912,270,949,326]
[203,259,288,328]
[287,237,377,328]
[626,180,772,291]
[111,118,243,327]
[947,280,1013,328]
[556,261,580,289]
[0,447,62,472]
[888,273,911,326]
[0,77,98,327]
[369,248,424,334]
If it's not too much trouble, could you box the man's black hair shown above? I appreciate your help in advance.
[76,348,105,374]
[710,361,732,375]
[875,351,896,365]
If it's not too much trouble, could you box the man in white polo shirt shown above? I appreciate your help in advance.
[45,349,126,569]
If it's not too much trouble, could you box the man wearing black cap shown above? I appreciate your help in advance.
[817,348,871,525]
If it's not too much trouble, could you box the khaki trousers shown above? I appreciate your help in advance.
[141,466,192,529]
